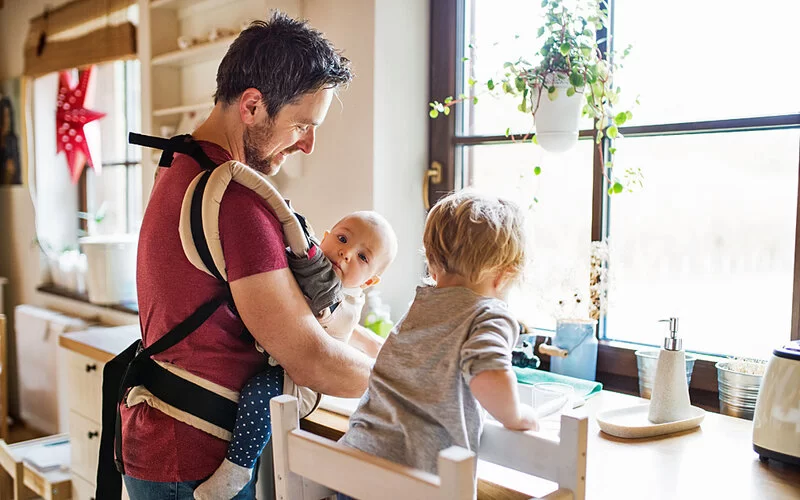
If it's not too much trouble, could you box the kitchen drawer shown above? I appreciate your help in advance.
[69,411,102,483]
[64,349,104,422]
[72,473,96,500]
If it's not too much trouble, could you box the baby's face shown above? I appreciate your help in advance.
[320,216,389,288]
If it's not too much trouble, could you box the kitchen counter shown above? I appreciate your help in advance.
[304,391,800,499]
[59,328,800,499]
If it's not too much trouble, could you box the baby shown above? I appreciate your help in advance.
[194,210,397,500]
[339,191,539,485]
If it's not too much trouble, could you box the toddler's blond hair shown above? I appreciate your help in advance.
[423,191,526,284]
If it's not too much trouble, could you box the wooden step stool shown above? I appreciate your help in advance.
[0,434,72,500]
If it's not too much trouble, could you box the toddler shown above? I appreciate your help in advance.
[194,210,397,500]
[340,191,539,483]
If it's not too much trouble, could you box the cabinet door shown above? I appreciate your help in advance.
[69,411,102,483]
[64,350,105,422]
[72,474,96,500]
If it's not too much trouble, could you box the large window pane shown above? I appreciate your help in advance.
[461,0,594,136]
[605,130,799,359]
[614,0,800,126]
[461,140,595,330]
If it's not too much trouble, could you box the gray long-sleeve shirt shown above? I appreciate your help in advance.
[340,285,518,474]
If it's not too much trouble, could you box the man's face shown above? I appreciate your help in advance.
[243,87,334,175]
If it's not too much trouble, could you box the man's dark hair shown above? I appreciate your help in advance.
[214,11,353,118]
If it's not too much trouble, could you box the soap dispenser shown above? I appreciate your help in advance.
[648,317,693,424]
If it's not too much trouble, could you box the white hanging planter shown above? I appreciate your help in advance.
[533,72,583,153]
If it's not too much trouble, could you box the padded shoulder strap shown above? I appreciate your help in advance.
[179,160,312,280]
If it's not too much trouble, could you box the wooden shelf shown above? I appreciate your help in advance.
[151,36,235,67]
[150,0,234,13]
[149,0,177,8]
[153,102,213,117]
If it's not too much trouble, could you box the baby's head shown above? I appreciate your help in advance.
[319,211,398,289]
[423,191,526,294]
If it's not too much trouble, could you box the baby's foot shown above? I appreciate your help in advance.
[193,459,253,500]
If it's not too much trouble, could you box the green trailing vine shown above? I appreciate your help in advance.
[430,0,643,194]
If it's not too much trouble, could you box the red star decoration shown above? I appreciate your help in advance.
[56,66,106,184]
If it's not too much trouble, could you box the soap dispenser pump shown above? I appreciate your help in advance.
[648,317,693,424]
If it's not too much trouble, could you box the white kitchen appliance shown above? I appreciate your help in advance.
[752,339,800,465]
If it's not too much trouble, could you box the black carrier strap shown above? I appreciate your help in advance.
[131,132,225,281]
[97,296,230,499]
[190,170,225,281]
[129,132,217,170]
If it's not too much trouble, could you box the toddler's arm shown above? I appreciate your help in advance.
[470,368,539,431]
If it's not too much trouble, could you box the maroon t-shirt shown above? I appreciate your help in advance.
[121,142,288,481]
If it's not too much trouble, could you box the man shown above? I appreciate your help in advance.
[121,12,371,499]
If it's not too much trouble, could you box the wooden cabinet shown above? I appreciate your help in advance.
[59,325,139,500]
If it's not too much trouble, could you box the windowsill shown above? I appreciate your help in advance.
[529,335,727,414]
[36,284,139,316]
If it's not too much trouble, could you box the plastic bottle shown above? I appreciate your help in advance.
[363,291,394,338]
[648,317,693,423]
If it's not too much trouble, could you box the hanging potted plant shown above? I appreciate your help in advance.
[430,0,640,193]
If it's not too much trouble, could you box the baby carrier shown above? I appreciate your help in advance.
[96,133,339,499]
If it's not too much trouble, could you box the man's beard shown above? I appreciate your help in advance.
[243,121,278,175]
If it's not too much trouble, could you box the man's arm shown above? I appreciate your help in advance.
[230,267,372,397]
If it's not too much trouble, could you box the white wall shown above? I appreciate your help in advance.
[279,0,429,319]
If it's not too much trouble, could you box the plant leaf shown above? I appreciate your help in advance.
[559,43,571,56]
[429,109,439,118]
[534,166,542,175]
[487,79,495,90]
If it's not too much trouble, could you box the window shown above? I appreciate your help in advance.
[33,60,141,250]
[32,59,141,296]
[429,0,800,369]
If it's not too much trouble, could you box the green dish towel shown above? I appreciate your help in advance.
[514,367,603,399]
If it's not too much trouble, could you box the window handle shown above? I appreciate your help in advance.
[423,161,443,210]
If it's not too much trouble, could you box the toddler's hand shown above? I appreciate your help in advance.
[512,404,540,432]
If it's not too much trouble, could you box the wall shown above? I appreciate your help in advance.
[280,0,429,319]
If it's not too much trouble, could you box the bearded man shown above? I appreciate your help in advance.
[122,12,371,499]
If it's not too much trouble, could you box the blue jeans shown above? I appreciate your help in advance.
[123,474,257,499]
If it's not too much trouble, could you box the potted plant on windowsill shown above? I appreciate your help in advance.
[430,0,641,194]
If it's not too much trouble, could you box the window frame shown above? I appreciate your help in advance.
[77,59,142,236]
[428,0,800,408]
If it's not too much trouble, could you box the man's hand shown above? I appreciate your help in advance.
[230,267,371,397]
[347,324,386,359]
